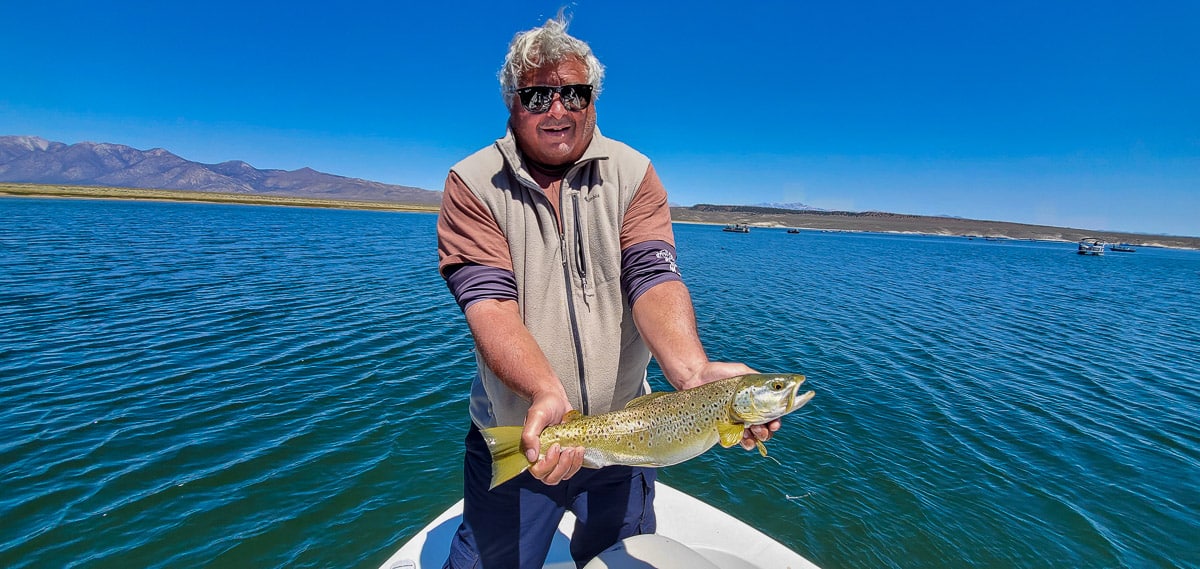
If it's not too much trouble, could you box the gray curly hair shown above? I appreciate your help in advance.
[498,13,605,106]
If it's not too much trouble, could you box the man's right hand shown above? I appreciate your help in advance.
[521,390,585,485]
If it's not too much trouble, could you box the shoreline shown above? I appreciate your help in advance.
[670,207,1200,251]
[0,182,439,214]
[4,182,1197,250]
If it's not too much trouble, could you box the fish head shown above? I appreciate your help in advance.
[729,374,814,425]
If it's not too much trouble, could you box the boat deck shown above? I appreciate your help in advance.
[377,482,820,569]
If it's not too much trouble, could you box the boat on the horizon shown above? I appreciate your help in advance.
[722,223,750,233]
[377,481,820,569]
[1077,238,1105,255]
[787,228,801,234]
[1109,243,1136,253]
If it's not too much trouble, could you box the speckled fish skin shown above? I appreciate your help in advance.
[480,374,814,488]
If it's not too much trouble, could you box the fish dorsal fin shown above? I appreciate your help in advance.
[563,410,583,423]
[624,392,669,409]
[717,421,744,448]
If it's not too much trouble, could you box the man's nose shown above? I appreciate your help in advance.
[547,95,568,118]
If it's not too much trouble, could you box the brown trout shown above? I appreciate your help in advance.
[480,373,814,489]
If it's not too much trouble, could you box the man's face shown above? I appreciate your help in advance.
[508,57,597,167]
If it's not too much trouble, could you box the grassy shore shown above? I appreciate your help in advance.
[4,182,1197,249]
[0,182,439,214]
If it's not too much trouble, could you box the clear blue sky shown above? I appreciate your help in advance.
[4,1,1197,236]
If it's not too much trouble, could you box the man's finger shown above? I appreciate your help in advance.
[522,408,552,463]
[525,429,544,463]
[547,446,578,484]
[565,446,585,479]
[521,427,541,462]
[530,443,560,480]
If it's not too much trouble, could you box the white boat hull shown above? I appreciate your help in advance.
[377,481,820,569]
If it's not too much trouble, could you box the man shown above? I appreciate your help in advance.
[436,15,781,569]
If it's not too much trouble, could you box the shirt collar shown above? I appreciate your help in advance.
[495,127,609,188]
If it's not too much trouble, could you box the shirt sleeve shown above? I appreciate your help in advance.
[620,163,683,305]
[437,171,519,311]
[619,163,675,250]
[621,240,682,305]
[444,263,519,311]
[437,171,514,276]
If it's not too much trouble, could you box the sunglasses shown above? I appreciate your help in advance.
[513,84,594,113]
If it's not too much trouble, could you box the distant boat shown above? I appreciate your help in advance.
[722,223,750,233]
[1077,238,1105,255]
[1109,243,1136,253]
[787,228,800,234]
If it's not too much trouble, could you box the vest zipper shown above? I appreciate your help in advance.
[572,192,588,291]
[515,169,592,416]
[559,185,589,415]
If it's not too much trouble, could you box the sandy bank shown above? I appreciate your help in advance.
[4,182,1196,250]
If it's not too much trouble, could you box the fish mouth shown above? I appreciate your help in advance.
[787,376,815,413]
[790,389,816,412]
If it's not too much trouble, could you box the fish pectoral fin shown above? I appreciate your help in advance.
[717,423,768,455]
[717,422,744,448]
[624,392,669,409]
[563,410,583,423]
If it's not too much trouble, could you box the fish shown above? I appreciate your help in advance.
[480,373,814,489]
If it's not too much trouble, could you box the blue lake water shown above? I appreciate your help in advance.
[1,197,1198,568]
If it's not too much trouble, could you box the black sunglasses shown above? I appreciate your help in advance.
[513,84,594,113]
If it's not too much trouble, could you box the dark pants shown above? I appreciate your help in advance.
[444,423,657,569]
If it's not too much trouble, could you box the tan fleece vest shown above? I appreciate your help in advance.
[451,129,653,428]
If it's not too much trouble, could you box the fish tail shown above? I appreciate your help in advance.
[480,426,530,490]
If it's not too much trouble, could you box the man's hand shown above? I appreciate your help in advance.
[742,419,781,451]
[675,361,756,390]
[680,361,779,451]
[521,390,585,485]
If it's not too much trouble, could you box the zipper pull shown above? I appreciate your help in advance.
[560,235,569,269]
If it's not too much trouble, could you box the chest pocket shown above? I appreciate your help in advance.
[567,180,624,291]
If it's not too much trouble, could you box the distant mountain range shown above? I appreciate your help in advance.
[0,135,441,205]
[753,201,824,211]
[5,135,1195,247]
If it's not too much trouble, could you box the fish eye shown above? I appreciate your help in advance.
[771,381,785,390]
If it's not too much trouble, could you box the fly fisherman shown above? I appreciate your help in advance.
[436,14,782,568]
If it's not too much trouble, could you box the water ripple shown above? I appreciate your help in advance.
[3,203,1199,568]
